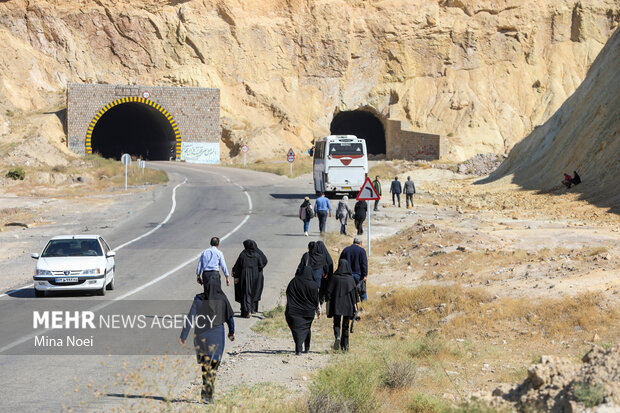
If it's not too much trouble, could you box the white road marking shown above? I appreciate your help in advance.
[0,179,188,299]
[0,173,252,354]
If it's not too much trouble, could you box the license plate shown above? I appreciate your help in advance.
[342,187,351,190]
[56,277,78,283]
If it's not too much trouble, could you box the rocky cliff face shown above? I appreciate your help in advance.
[0,0,618,161]
[482,26,619,212]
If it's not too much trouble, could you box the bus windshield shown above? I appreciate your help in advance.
[328,143,364,156]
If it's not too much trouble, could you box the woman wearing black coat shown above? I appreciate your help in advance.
[285,265,320,355]
[327,259,359,352]
[354,200,367,236]
[232,240,268,318]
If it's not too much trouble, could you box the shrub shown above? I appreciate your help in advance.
[573,381,605,407]
[382,360,416,389]
[309,355,382,412]
[6,167,25,180]
[410,394,450,413]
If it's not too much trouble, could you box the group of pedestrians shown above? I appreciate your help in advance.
[180,233,368,403]
[389,176,416,208]
[181,236,268,403]
[287,238,367,354]
[301,193,368,236]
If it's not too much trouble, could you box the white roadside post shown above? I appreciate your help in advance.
[241,145,249,168]
[287,148,295,177]
[121,153,131,191]
[367,201,371,256]
[355,176,380,257]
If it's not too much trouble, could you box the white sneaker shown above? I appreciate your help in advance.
[304,232,308,236]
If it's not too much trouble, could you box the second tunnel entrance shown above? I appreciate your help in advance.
[330,110,386,155]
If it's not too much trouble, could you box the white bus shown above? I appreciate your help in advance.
[313,135,368,197]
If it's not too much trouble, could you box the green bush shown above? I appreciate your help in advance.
[409,394,450,413]
[309,355,382,412]
[574,381,605,408]
[6,167,25,180]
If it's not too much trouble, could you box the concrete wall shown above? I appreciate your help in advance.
[385,119,444,160]
[67,84,220,163]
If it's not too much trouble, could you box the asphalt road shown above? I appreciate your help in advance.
[0,162,333,412]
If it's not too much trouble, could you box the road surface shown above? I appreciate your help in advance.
[0,162,333,411]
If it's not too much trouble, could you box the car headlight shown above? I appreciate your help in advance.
[36,269,53,276]
[82,268,101,275]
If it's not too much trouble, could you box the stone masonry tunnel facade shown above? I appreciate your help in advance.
[67,84,220,163]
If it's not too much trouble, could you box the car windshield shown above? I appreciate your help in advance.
[329,143,364,156]
[41,239,103,257]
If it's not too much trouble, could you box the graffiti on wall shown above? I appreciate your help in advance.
[181,142,220,164]
[68,136,85,155]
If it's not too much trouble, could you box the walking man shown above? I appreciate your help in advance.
[339,237,368,301]
[196,237,231,290]
[372,176,382,211]
[390,176,402,207]
[404,176,416,209]
[314,192,332,234]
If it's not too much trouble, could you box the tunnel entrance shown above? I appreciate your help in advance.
[90,102,177,160]
[330,110,386,155]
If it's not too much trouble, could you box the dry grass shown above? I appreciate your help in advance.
[363,283,619,339]
[224,157,313,178]
[368,161,400,180]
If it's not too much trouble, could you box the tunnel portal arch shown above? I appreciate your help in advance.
[330,110,386,155]
[87,97,181,160]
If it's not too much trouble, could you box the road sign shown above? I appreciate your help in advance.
[142,91,151,99]
[356,176,381,201]
[241,145,249,153]
[287,148,295,163]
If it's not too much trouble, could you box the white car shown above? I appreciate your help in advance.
[31,235,116,297]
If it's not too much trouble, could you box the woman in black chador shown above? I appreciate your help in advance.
[296,241,334,304]
[232,240,268,318]
[285,265,320,355]
[180,275,235,404]
[327,259,359,352]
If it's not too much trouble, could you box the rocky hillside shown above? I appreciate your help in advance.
[0,0,618,162]
[483,26,619,211]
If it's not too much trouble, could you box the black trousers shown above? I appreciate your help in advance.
[392,193,401,206]
[374,199,380,211]
[333,315,351,351]
[355,218,364,235]
[199,358,220,400]
[317,210,328,233]
[201,271,221,295]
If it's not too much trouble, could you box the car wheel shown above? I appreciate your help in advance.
[106,275,115,290]
[34,288,45,298]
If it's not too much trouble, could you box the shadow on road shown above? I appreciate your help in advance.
[269,193,315,200]
[105,393,197,404]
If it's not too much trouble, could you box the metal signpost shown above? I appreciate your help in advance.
[241,145,249,168]
[355,176,381,256]
[121,153,131,191]
[287,148,295,176]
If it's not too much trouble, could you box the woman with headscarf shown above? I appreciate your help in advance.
[326,259,359,352]
[180,275,235,404]
[285,265,320,355]
[335,195,352,235]
[232,240,268,318]
[299,196,314,236]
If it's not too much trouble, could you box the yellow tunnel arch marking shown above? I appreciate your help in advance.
[85,97,181,158]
